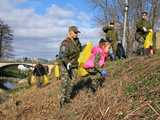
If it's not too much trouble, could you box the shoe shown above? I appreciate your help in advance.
[89,86,96,94]
[60,97,71,108]
[60,98,65,109]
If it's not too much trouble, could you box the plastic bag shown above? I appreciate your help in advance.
[43,75,49,85]
[54,64,60,78]
[144,31,153,48]
[31,75,36,85]
[77,42,93,77]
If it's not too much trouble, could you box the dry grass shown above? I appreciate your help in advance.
[0,55,160,120]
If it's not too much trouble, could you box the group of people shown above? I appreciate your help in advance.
[57,11,154,108]
[58,26,112,107]
[18,11,153,108]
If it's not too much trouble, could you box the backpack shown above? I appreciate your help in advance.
[116,43,126,59]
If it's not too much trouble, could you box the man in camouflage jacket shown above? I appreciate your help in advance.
[135,11,152,55]
[59,26,82,107]
[103,21,118,60]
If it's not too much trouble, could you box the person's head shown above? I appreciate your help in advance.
[109,20,115,28]
[141,11,148,20]
[68,26,80,39]
[99,38,112,53]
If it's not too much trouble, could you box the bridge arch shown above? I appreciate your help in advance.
[0,63,34,70]
[0,63,54,75]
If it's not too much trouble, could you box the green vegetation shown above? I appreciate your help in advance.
[0,65,27,78]
[125,70,160,99]
[125,64,160,119]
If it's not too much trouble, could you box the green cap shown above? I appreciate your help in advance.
[69,26,80,33]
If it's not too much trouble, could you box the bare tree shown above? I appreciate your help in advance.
[151,0,159,27]
[89,0,160,55]
[0,19,14,59]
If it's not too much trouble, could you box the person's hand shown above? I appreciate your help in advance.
[143,27,147,32]
[100,70,108,77]
[67,63,71,70]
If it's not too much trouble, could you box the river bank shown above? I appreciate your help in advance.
[0,77,29,104]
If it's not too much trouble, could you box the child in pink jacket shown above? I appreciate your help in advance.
[84,38,111,70]
[83,38,111,93]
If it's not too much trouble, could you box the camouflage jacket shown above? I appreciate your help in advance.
[59,37,82,68]
[103,26,118,52]
[136,18,152,37]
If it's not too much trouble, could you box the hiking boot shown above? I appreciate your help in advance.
[60,97,71,108]
[89,85,96,94]
[60,98,65,108]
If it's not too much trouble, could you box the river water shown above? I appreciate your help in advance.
[0,79,16,90]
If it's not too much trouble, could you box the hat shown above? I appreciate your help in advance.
[69,26,80,33]
[110,20,115,25]
[141,11,148,15]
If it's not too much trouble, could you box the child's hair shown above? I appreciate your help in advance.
[99,38,106,44]
[99,37,112,44]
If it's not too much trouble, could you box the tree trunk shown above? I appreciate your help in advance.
[151,0,159,48]
[151,0,158,28]
[0,29,2,58]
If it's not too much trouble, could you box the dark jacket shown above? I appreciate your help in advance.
[33,64,46,76]
[103,26,118,53]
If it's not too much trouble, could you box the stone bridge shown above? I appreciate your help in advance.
[0,63,34,68]
[0,62,54,74]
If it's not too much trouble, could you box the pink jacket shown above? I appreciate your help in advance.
[83,46,108,69]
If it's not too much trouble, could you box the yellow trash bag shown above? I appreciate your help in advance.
[31,75,36,85]
[43,75,49,85]
[77,42,93,77]
[144,31,153,49]
[77,67,89,77]
[54,64,60,78]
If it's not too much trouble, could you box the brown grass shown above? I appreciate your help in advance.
[0,55,160,120]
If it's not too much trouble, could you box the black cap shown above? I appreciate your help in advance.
[142,11,148,16]
[110,20,115,25]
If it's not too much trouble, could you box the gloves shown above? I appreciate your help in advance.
[100,70,108,77]
[143,27,147,32]
[67,63,71,70]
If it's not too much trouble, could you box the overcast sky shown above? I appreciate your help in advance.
[0,0,101,60]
